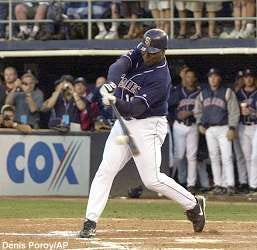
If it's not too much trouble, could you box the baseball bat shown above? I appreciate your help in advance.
[110,102,140,156]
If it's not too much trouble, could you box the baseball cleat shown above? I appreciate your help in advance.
[79,220,96,238]
[186,195,206,233]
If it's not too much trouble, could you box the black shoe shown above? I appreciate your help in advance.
[79,220,96,238]
[237,184,249,194]
[188,186,197,195]
[212,186,224,195]
[186,195,206,233]
[226,186,235,196]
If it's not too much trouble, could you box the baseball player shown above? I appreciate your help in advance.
[79,29,206,238]
[171,68,200,193]
[236,69,257,192]
[194,68,240,195]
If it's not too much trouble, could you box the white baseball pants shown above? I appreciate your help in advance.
[250,127,257,188]
[239,124,257,186]
[173,121,198,187]
[205,126,235,187]
[86,117,197,222]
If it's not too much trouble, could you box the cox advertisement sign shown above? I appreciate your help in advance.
[0,135,90,196]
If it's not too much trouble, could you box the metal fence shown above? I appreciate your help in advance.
[0,0,256,40]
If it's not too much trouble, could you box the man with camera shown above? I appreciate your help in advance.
[42,75,86,131]
[5,72,44,129]
[0,104,32,133]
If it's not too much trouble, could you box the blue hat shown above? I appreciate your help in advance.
[207,68,221,77]
[243,69,255,77]
[139,28,168,54]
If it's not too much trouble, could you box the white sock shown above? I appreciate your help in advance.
[110,22,118,32]
[97,22,106,32]
[20,25,29,33]
[246,23,254,31]
[32,25,39,33]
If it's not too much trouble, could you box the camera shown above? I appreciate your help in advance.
[64,83,69,90]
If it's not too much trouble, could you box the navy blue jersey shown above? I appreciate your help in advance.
[113,48,171,119]
[237,88,257,124]
[173,86,200,124]
[201,86,229,126]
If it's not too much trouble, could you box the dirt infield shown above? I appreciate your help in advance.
[0,218,257,250]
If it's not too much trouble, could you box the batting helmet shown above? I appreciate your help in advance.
[139,28,168,54]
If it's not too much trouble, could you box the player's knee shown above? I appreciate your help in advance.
[143,178,161,191]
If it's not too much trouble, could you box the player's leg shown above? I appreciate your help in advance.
[218,126,235,194]
[80,121,132,237]
[173,121,187,181]
[205,127,223,193]
[185,125,199,191]
[239,125,252,184]
[249,126,257,191]
[132,117,205,232]
[233,126,248,191]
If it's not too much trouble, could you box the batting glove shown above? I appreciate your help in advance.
[100,82,116,96]
[102,93,116,106]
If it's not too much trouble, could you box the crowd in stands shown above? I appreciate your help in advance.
[0,1,256,40]
[0,66,114,133]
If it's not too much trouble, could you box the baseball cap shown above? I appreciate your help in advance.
[207,68,221,77]
[243,69,255,77]
[55,75,74,86]
[236,70,244,80]
[74,77,87,86]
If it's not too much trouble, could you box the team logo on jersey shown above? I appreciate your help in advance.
[145,36,151,47]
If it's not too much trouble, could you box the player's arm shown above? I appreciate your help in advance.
[107,49,141,85]
[227,90,240,129]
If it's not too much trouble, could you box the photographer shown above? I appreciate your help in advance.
[5,73,44,129]
[42,75,86,130]
[0,105,32,133]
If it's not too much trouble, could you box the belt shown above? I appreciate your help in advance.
[241,122,257,126]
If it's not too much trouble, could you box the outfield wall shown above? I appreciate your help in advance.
[0,130,170,197]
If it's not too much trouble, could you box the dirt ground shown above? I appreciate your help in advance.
[0,218,257,250]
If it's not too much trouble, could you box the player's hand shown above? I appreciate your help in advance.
[198,125,206,134]
[100,82,116,96]
[226,129,237,141]
[177,111,192,120]
[102,94,116,106]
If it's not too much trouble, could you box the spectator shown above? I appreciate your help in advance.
[0,104,32,133]
[149,1,170,35]
[239,0,255,38]
[120,1,143,39]
[42,75,86,131]
[189,1,222,39]
[0,2,8,40]
[3,67,22,94]
[15,1,49,40]
[105,1,120,39]
[74,77,97,131]
[40,1,66,40]
[89,76,113,130]
[194,68,240,195]
[5,72,44,129]
[175,1,187,39]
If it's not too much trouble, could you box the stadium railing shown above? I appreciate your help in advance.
[0,0,257,40]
